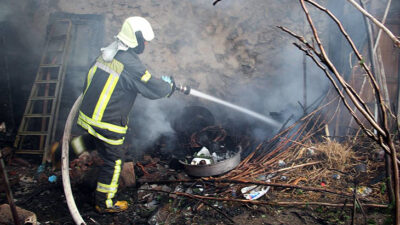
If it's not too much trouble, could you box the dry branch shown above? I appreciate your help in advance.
[373,0,392,53]
[295,0,400,165]
[302,0,386,137]
[346,0,400,48]
[146,178,360,199]
[298,0,400,223]
[212,0,222,6]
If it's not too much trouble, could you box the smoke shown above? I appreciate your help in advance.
[0,3,10,22]
[199,45,329,142]
[124,0,333,149]
[127,94,183,154]
[0,0,45,130]
[3,0,379,152]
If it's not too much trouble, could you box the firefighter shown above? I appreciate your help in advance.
[76,16,175,213]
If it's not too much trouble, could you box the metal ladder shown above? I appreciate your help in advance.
[14,19,72,163]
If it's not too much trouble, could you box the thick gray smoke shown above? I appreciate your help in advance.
[123,0,332,151]
[0,3,10,22]
[128,97,176,151]
[0,0,44,131]
[124,0,372,149]
[2,0,378,153]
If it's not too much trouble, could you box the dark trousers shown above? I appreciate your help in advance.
[93,138,125,208]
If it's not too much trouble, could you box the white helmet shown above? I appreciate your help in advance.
[117,17,155,48]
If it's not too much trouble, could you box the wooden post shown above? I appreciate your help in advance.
[0,152,21,225]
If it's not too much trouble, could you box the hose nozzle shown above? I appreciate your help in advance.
[175,84,191,95]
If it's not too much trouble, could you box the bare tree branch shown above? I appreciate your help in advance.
[303,0,387,137]
[213,0,222,6]
[346,0,400,48]
[372,0,392,53]
[299,0,399,223]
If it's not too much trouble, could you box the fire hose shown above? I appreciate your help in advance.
[61,94,86,225]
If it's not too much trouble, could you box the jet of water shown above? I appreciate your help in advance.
[189,89,282,128]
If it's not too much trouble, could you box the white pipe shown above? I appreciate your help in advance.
[61,94,86,225]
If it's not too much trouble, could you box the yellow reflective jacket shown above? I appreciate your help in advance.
[77,50,172,145]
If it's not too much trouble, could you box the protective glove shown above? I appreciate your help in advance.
[161,75,176,97]
[161,75,173,84]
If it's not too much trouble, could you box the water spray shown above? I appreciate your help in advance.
[174,82,282,128]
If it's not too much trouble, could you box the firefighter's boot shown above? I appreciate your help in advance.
[95,201,128,213]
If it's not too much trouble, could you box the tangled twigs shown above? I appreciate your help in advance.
[142,188,235,224]
[146,178,362,199]
[290,0,400,223]
[140,188,388,209]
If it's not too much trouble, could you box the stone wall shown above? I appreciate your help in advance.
[26,0,329,97]
[7,0,369,151]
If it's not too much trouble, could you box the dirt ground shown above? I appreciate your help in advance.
[1,151,393,225]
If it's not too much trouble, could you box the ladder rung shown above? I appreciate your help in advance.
[35,80,59,84]
[15,150,44,155]
[18,131,49,136]
[39,64,62,68]
[31,96,56,100]
[24,114,52,118]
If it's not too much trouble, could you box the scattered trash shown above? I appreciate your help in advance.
[280,176,287,181]
[241,175,271,200]
[36,164,45,174]
[278,160,286,167]
[174,184,184,193]
[241,184,270,200]
[144,200,159,210]
[213,201,223,208]
[191,147,213,165]
[0,122,5,133]
[266,173,276,179]
[138,183,152,201]
[320,182,326,187]
[48,175,57,183]
[231,188,237,197]
[185,187,193,195]
[306,147,315,156]
[256,174,266,180]
[20,175,35,183]
[349,186,372,197]
[355,163,367,173]
[332,174,341,180]
[192,187,204,194]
